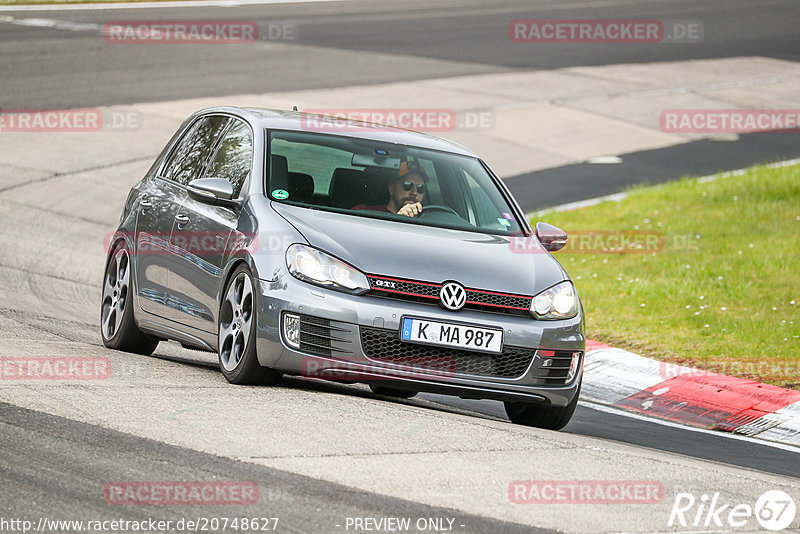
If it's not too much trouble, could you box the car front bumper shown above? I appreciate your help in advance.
[255,273,584,407]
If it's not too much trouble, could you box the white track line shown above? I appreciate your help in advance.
[0,16,100,31]
[579,401,800,454]
[530,157,800,217]
[531,192,628,217]
[0,0,344,11]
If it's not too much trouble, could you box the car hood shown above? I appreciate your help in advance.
[272,203,568,295]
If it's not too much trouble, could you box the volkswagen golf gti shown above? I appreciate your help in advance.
[101,107,585,430]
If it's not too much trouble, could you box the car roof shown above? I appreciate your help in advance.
[193,106,480,158]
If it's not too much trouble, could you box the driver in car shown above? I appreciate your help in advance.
[353,160,427,218]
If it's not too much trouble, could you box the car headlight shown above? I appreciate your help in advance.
[531,281,578,319]
[286,244,369,294]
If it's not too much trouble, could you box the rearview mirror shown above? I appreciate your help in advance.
[187,178,238,207]
[535,222,568,252]
[352,152,401,169]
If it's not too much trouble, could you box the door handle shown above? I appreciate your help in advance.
[140,198,152,209]
[174,213,190,225]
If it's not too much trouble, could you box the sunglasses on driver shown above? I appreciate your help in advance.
[401,181,426,194]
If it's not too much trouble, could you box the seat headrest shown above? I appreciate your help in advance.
[287,172,314,201]
[364,166,394,206]
[270,154,289,192]
[329,168,368,209]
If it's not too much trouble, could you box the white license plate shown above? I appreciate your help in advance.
[399,317,503,354]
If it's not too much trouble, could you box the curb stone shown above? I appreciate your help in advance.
[582,339,800,447]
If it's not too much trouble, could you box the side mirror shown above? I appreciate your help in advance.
[535,222,568,252]
[187,178,238,207]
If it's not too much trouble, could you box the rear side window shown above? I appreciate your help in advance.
[270,137,357,195]
[162,115,230,186]
[205,119,253,198]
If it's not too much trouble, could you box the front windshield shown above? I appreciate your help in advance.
[266,130,523,235]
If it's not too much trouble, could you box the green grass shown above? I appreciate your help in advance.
[535,163,800,388]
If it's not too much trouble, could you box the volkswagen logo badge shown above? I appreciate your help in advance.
[439,281,467,311]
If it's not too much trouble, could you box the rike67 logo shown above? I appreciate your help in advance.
[669,490,796,531]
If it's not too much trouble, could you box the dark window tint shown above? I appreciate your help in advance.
[162,116,230,186]
[205,119,253,197]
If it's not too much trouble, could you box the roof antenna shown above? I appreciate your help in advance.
[292,105,298,111]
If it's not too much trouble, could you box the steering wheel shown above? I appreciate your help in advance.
[419,205,460,218]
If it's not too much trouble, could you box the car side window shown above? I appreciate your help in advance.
[415,158,442,204]
[205,119,253,198]
[162,115,230,186]
[462,168,506,230]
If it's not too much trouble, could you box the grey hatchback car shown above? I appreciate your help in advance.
[102,107,585,430]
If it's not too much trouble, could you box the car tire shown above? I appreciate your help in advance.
[369,385,418,399]
[218,264,281,386]
[503,381,581,431]
[101,243,160,355]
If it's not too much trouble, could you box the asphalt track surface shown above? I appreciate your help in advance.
[1,0,799,532]
[2,0,800,207]
[508,130,800,212]
[1,0,800,107]
[0,402,549,534]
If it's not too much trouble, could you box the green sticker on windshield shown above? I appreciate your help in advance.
[272,189,289,200]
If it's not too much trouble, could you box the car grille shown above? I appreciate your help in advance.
[360,327,535,379]
[366,275,532,317]
[298,315,352,357]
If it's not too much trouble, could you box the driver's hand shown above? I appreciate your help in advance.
[397,202,423,218]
